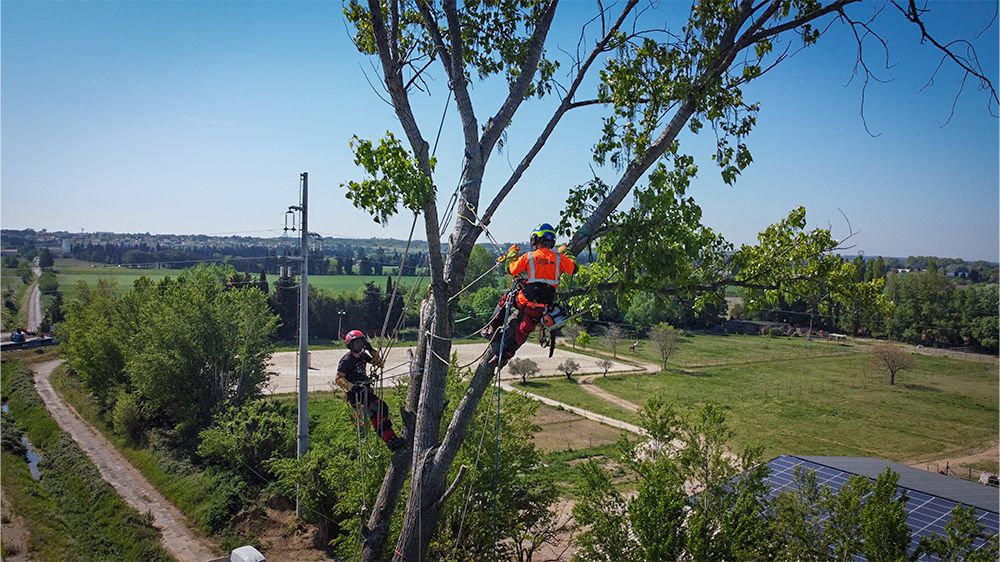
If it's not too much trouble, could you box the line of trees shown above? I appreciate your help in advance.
[741,257,998,352]
[268,274,420,341]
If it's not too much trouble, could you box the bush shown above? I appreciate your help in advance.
[112,391,144,445]
[197,399,295,483]
[200,471,250,532]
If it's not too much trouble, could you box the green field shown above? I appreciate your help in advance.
[307,274,418,296]
[54,259,419,301]
[521,335,998,464]
[586,331,855,369]
[54,264,173,301]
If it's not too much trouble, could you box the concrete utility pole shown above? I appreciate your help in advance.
[293,172,309,518]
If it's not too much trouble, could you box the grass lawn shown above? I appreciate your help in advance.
[586,351,998,463]
[585,331,855,370]
[526,334,998,464]
[307,274,419,296]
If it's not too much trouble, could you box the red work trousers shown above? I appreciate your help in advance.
[498,291,548,351]
[346,385,397,444]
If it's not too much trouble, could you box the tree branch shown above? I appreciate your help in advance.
[434,464,467,509]
[892,0,999,116]
[415,0,452,82]
[442,0,481,150]
[480,0,559,157]
[744,0,861,47]
[480,0,641,226]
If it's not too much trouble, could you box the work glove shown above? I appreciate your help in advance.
[558,244,576,261]
[500,244,520,263]
[368,351,385,369]
[335,377,354,392]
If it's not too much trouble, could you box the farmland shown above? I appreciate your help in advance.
[53,259,419,301]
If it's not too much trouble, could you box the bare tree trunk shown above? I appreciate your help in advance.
[392,351,501,560]
[361,299,432,561]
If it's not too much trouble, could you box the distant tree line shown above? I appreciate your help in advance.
[269,274,419,341]
[63,240,432,278]
[739,257,998,352]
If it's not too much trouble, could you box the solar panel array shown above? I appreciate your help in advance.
[766,455,999,559]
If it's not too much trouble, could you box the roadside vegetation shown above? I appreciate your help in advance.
[1,256,33,330]
[0,357,174,561]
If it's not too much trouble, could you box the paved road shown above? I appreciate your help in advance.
[32,360,220,562]
[25,266,42,332]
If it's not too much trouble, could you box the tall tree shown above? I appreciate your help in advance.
[342,2,996,559]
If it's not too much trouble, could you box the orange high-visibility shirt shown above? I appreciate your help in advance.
[508,247,576,285]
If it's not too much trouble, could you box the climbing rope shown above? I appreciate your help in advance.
[492,286,516,562]
[354,393,370,561]
[452,372,499,555]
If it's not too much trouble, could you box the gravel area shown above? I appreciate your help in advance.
[265,343,647,394]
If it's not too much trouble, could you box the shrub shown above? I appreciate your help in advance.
[112,391,144,445]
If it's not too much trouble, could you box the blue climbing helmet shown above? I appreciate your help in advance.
[530,223,556,248]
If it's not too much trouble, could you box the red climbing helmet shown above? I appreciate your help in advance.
[345,329,366,345]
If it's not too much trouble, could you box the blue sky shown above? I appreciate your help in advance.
[2,1,997,261]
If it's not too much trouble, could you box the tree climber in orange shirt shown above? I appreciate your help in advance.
[481,223,576,363]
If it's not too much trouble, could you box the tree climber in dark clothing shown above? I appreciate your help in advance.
[336,330,405,451]
[482,223,576,363]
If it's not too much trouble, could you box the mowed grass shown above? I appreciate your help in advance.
[587,332,855,369]
[308,274,418,296]
[524,334,998,464]
[596,352,997,462]
[518,378,642,426]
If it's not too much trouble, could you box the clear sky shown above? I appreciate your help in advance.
[2,1,997,261]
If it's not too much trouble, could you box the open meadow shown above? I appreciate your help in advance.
[519,334,999,468]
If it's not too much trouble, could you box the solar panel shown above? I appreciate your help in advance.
[765,455,1000,560]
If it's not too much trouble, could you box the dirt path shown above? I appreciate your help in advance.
[911,441,1000,475]
[25,266,41,333]
[32,360,220,562]
[577,374,641,413]
[501,381,647,436]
